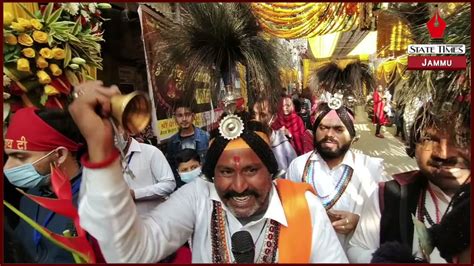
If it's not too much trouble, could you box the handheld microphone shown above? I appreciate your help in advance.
[231,231,255,263]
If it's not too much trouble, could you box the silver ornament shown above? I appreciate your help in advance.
[218,114,244,140]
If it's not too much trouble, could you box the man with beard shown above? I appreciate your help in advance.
[68,81,347,263]
[287,102,387,251]
[288,61,388,251]
[347,103,471,263]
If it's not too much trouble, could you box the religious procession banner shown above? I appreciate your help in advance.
[138,5,213,141]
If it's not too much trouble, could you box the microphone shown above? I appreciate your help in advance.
[231,231,255,263]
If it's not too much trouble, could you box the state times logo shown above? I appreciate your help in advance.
[407,7,467,70]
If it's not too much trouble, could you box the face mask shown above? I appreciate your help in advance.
[4,151,54,189]
[179,167,201,183]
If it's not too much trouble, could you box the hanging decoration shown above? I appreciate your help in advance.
[250,3,372,39]
[3,3,109,113]
[376,55,409,84]
[376,10,413,58]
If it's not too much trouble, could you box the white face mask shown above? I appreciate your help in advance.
[179,167,202,183]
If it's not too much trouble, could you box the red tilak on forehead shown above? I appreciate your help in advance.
[233,156,241,166]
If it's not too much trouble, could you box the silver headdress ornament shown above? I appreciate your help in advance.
[327,91,344,110]
[219,114,244,140]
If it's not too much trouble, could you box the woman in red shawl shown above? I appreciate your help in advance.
[373,85,388,138]
[271,96,307,155]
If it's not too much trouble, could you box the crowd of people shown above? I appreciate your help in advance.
[3,71,470,263]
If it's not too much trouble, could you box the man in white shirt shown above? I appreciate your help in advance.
[347,104,471,263]
[116,128,176,215]
[287,62,387,250]
[287,103,386,250]
[68,81,348,263]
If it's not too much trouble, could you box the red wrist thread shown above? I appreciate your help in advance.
[81,149,120,169]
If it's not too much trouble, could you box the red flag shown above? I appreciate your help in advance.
[17,191,77,218]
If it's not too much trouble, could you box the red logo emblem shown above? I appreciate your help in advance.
[426,9,446,39]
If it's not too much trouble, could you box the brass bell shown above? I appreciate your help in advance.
[110,91,151,134]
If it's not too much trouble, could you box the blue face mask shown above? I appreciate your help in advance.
[179,167,201,183]
[4,151,53,189]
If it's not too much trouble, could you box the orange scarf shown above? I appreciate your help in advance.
[275,179,315,263]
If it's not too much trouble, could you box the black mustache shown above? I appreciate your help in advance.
[224,190,258,199]
[318,137,338,144]
[428,157,465,168]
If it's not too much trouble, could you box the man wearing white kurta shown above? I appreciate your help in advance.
[347,107,470,263]
[69,81,347,263]
[347,176,452,263]
[287,150,386,249]
[287,62,390,252]
[121,137,176,215]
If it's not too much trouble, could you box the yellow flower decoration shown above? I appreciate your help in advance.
[52,48,66,60]
[36,56,49,69]
[30,19,43,30]
[32,31,49,44]
[49,64,63,76]
[5,34,18,45]
[44,85,60,96]
[39,48,53,59]
[10,22,26,32]
[17,58,31,72]
[17,18,32,29]
[4,11,14,26]
[37,70,52,84]
[18,34,34,46]
[22,48,36,58]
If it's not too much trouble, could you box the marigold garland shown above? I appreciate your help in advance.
[251,3,364,39]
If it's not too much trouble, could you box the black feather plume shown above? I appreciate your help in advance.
[154,3,282,108]
[310,60,374,103]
